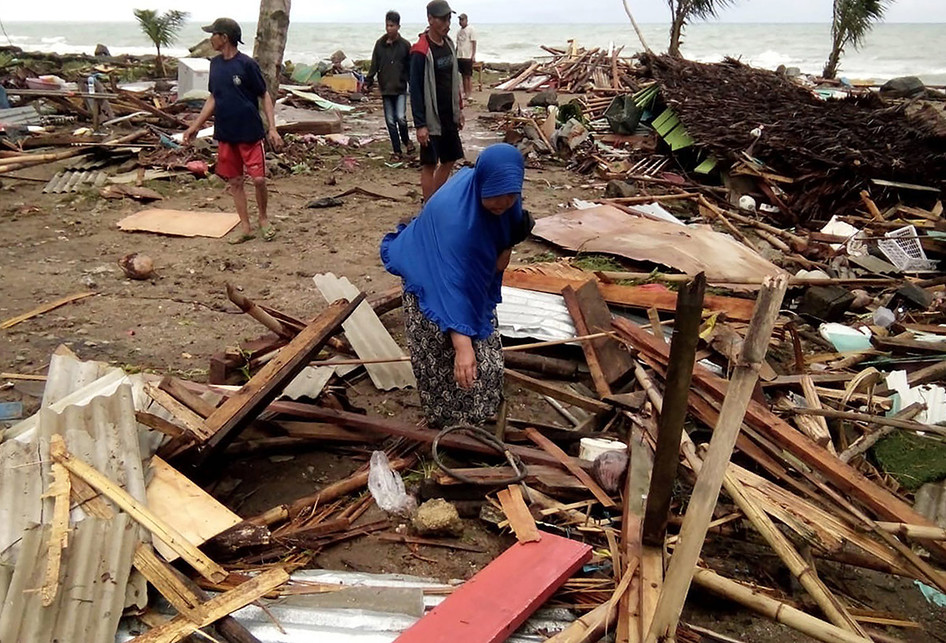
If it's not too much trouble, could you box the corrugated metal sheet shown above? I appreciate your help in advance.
[0,353,149,641]
[313,273,415,391]
[0,516,138,643]
[0,439,43,559]
[115,569,577,643]
[497,286,577,342]
[0,105,42,127]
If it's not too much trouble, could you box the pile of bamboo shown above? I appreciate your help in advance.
[495,44,639,94]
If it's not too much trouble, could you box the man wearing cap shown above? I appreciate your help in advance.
[183,17,283,243]
[410,0,464,201]
[456,13,477,101]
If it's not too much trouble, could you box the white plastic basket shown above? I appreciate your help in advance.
[878,225,939,272]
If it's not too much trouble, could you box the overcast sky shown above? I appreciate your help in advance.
[3,0,945,23]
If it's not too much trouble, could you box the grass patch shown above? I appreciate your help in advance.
[873,431,946,490]
[521,251,559,264]
[572,253,625,273]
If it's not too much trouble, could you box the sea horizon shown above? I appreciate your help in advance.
[3,21,945,84]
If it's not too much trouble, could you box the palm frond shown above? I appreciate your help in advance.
[832,0,892,49]
[133,8,190,49]
[687,0,738,20]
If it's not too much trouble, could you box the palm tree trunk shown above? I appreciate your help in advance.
[156,44,164,77]
[622,0,653,54]
[668,15,685,58]
[253,0,292,99]
[822,31,845,79]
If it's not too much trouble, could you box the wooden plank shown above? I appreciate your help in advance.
[159,376,218,418]
[132,544,203,622]
[145,383,214,441]
[564,278,634,384]
[563,283,612,397]
[644,274,788,643]
[1,291,94,329]
[618,427,650,643]
[497,485,541,543]
[394,533,591,643]
[505,369,612,413]
[524,427,616,508]
[49,435,227,583]
[129,567,289,643]
[40,461,71,607]
[504,270,755,321]
[201,296,364,459]
[147,456,242,562]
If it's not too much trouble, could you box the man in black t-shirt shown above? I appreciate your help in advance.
[409,0,464,201]
[183,18,283,244]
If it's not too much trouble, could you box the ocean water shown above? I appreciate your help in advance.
[3,21,945,84]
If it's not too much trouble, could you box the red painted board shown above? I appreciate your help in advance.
[395,532,591,642]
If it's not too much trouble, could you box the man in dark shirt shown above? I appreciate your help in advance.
[366,10,415,160]
[410,0,464,201]
[183,17,282,243]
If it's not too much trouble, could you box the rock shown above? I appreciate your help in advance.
[188,38,217,59]
[306,196,344,209]
[592,450,628,494]
[605,180,639,198]
[118,253,154,280]
[880,76,926,99]
[528,90,558,107]
[412,498,463,537]
[487,92,516,113]
[330,49,347,65]
[94,44,111,57]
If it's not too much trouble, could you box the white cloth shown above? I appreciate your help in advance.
[457,25,477,59]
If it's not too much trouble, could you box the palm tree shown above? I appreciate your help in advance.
[622,0,653,54]
[133,9,189,77]
[823,0,891,79]
[667,0,736,58]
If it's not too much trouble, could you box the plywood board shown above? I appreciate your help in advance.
[533,205,784,284]
[147,456,241,562]
[117,209,240,238]
[395,532,590,643]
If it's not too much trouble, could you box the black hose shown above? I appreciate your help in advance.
[432,424,527,486]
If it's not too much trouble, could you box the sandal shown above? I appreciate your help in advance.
[260,225,277,241]
[227,231,255,245]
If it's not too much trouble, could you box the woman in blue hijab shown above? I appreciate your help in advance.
[381,143,532,428]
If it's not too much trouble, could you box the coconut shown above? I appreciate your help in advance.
[118,253,154,280]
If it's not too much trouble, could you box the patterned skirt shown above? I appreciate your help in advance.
[403,292,504,428]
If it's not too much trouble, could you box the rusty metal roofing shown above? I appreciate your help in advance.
[0,515,139,643]
[313,273,415,391]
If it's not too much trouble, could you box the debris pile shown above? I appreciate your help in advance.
[495,43,639,94]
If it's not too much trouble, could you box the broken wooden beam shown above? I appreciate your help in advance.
[198,295,365,462]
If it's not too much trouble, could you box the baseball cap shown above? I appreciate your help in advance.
[426,0,455,17]
[202,17,243,44]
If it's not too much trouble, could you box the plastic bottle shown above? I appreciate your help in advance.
[87,75,96,96]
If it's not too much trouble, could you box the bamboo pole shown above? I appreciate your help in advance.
[875,522,946,541]
[692,568,873,643]
[226,283,294,339]
[598,271,898,288]
[644,274,788,643]
[547,558,639,643]
[791,407,946,438]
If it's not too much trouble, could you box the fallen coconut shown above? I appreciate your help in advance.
[118,253,154,280]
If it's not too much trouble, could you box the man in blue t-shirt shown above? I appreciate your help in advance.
[183,17,283,243]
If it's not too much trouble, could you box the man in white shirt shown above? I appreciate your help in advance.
[456,13,477,100]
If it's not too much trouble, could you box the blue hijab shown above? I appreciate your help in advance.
[380,143,525,340]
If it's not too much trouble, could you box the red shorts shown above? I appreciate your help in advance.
[216,140,266,179]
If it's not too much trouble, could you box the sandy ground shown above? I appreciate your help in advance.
[3,87,946,640]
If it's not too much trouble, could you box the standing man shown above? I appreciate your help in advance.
[365,10,415,161]
[410,0,464,201]
[183,17,283,244]
[456,13,477,101]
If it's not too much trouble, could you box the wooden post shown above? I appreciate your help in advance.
[641,273,705,546]
[644,274,787,643]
